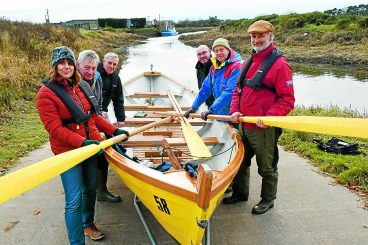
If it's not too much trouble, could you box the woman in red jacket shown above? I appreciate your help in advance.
[36,46,128,245]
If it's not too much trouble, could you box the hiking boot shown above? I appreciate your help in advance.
[252,199,274,214]
[84,223,105,241]
[97,169,122,203]
[97,190,122,203]
[222,195,248,204]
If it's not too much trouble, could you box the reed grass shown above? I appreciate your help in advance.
[0,19,141,167]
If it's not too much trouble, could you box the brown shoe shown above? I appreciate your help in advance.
[84,223,105,241]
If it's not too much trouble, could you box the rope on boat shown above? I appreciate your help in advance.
[162,142,236,160]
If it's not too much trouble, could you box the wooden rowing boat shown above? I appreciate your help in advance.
[104,71,244,244]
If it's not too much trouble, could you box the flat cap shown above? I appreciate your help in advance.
[247,20,274,34]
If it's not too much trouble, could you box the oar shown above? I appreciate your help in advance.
[0,116,173,204]
[154,112,368,139]
[166,91,212,159]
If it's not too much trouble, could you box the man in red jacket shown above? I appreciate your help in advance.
[223,20,295,215]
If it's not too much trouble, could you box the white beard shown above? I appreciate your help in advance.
[252,39,272,53]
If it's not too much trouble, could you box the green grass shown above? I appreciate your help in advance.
[303,24,336,32]
[0,98,48,167]
[279,105,368,192]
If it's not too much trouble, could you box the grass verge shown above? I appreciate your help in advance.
[280,105,368,195]
[0,97,48,167]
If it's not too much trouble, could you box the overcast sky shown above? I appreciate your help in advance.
[1,0,366,23]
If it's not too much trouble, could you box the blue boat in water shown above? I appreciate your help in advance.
[160,23,178,36]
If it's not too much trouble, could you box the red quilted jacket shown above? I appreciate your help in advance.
[230,44,295,129]
[36,78,117,155]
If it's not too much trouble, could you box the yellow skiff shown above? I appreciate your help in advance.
[105,71,244,244]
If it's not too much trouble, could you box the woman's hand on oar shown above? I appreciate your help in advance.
[82,139,104,155]
[113,128,129,142]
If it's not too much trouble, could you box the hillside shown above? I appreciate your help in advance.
[0,20,145,166]
[179,10,368,70]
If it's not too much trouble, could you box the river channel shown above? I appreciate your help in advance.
[117,34,368,119]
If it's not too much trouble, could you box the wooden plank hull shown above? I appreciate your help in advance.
[105,71,244,244]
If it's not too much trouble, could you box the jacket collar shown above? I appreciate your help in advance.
[195,59,212,72]
[55,77,76,87]
[210,48,242,70]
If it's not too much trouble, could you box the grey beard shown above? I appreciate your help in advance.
[252,42,272,53]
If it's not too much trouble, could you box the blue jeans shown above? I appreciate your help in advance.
[60,156,98,245]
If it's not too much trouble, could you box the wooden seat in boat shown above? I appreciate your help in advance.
[124,118,206,127]
[143,131,173,137]
[124,104,191,111]
[126,92,182,98]
[122,135,219,147]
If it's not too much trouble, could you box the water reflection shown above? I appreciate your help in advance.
[120,35,198,90]
[293,64,368,82]
[119,35,368,114]
[294,73,368,114]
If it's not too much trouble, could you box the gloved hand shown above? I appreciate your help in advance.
[201,110,213,121]
[114,128,129,142]
[82,139,100,146]
[82,140,104,155]
[184,107,196,118]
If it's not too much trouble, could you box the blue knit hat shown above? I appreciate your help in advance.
[51,46,76,66]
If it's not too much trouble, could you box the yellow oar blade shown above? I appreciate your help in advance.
[0,145,100,204]
[181,120,212,159]
[166,90,212,159]
[241,116,368,139]
[0,117,173,205]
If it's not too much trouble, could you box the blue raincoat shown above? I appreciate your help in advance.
[192,48,243,115]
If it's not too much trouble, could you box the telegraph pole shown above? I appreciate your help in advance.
[45,9,50,24]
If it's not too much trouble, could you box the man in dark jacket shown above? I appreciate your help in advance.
[95,52,126,203]
[195,45,214,107]
[97,52,125,128]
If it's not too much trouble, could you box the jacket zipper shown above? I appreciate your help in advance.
[71,86,85,130]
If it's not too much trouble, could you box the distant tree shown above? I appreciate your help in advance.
[336,18,350,30]
[302,11,336,25]
[325,4,368,16]
[279,14,305,30]
[358,16,368,28]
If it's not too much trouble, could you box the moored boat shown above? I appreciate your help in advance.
[160,24,178,36]
[104,70,244,244]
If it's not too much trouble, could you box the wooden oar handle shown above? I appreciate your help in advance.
[153,111,232,121]
[153,111,259,123]
[100,116,174,148]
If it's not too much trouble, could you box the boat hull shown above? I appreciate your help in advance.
[161,30,178,36]
[107,154,228,244]
[105,71,244,244]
